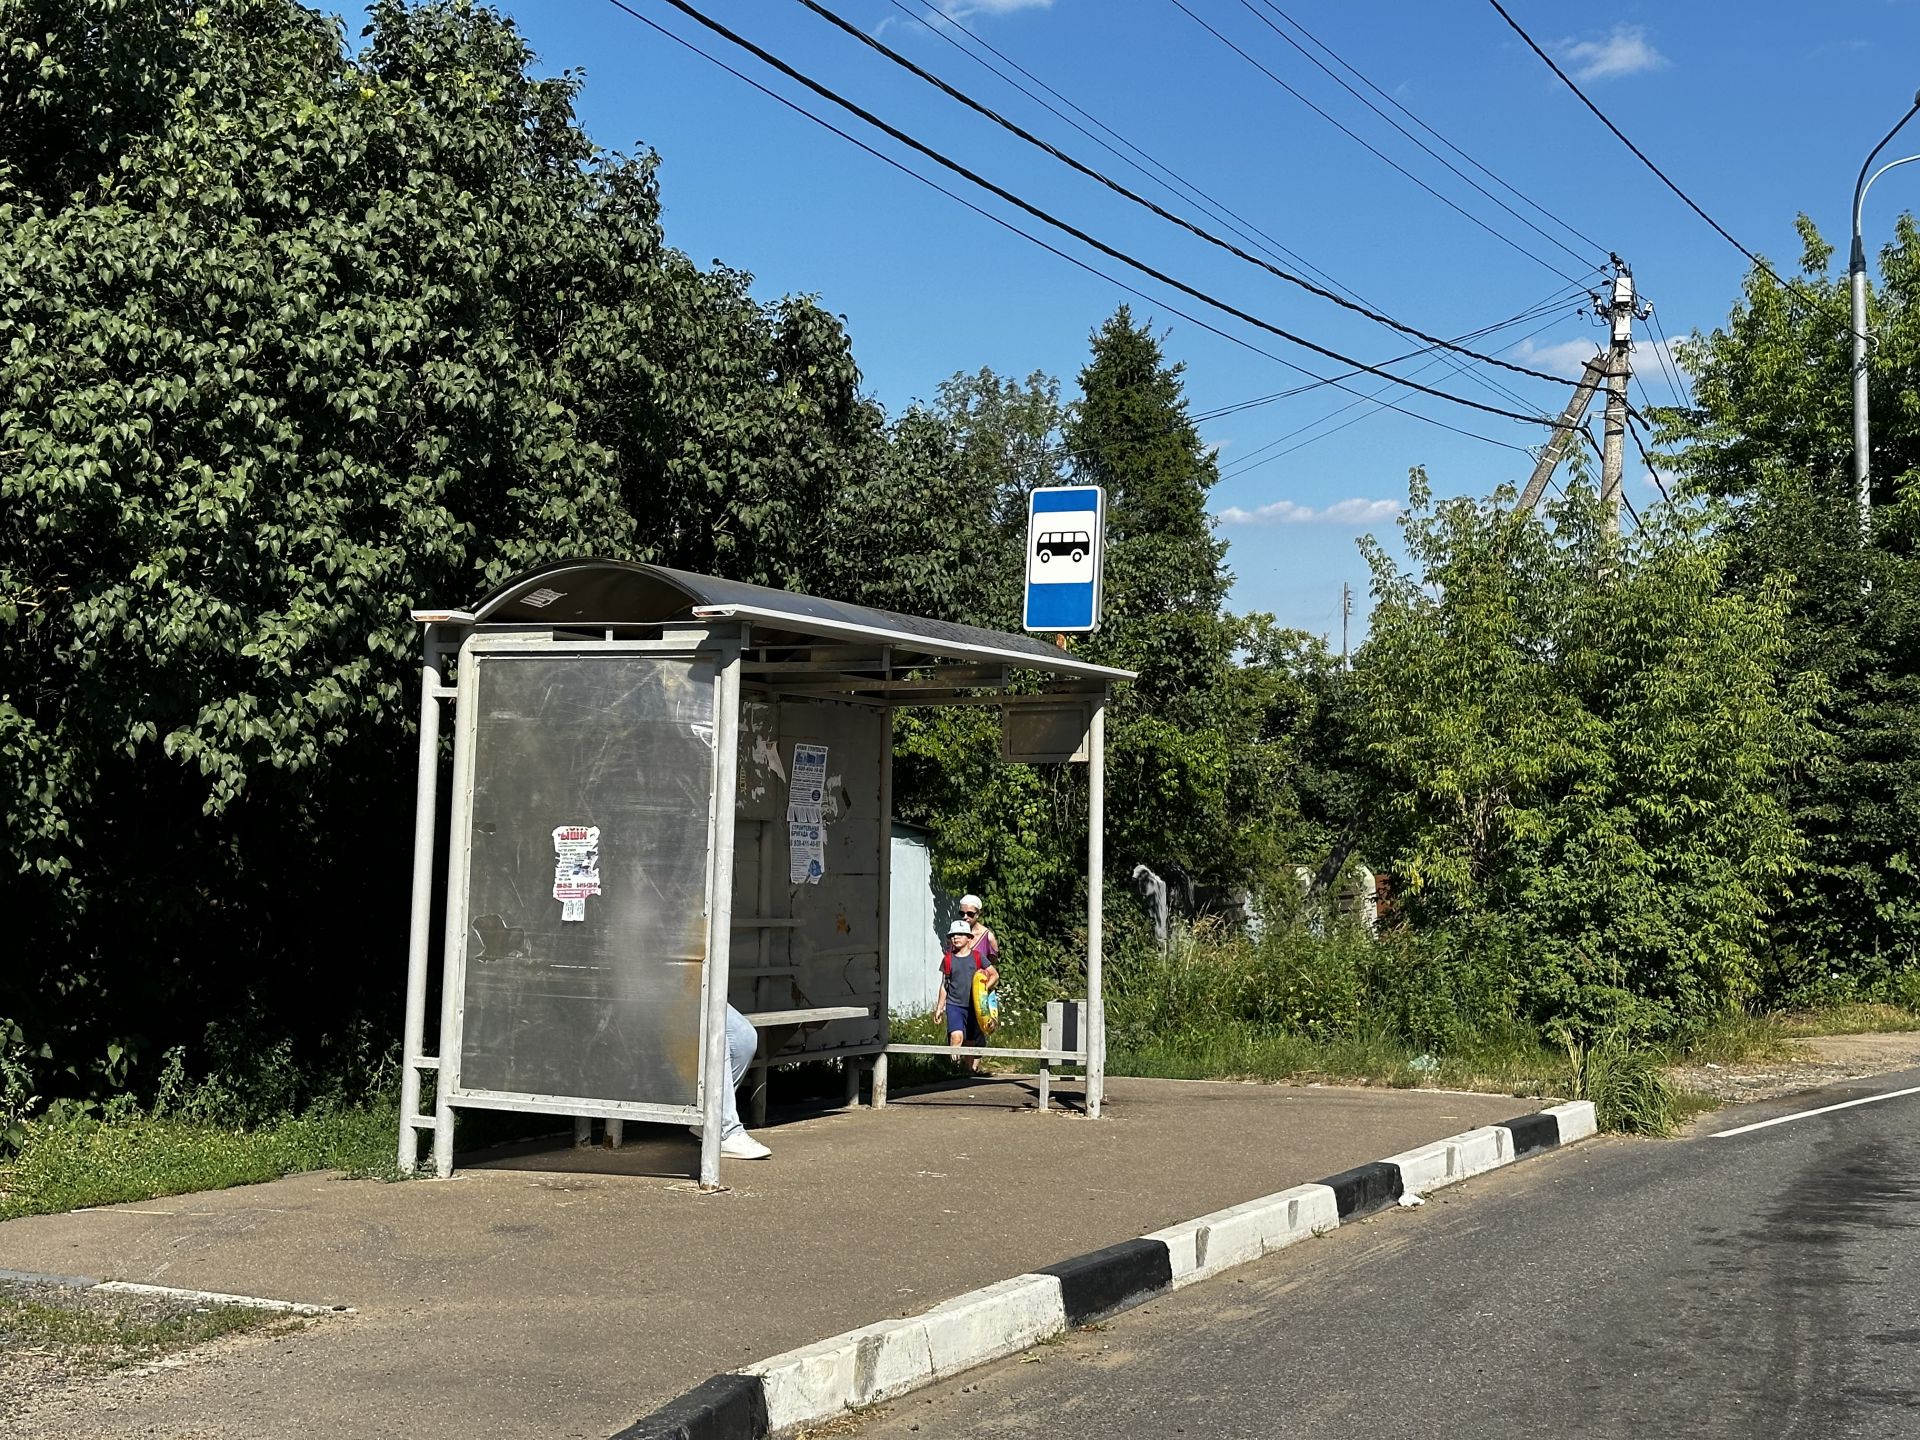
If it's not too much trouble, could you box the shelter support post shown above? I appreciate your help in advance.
[873,698,894,1108]
[431,631,482,1178]
[699,634,747,1187]
[398,627,448,1174]
[1087,692,1107,1119]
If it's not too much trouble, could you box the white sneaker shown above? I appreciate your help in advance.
[720,1132,772,1160]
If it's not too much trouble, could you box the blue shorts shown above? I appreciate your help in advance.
[945,1001,984,1043]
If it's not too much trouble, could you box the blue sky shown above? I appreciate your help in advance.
[457,1,1918,640]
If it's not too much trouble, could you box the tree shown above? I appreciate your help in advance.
[0,0,883,1094]
[1355,471,1814,1038]
[1067,308,1276,892]
[1661,216,1920,994]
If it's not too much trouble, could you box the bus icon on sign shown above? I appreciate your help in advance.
[1035,530,1090,564]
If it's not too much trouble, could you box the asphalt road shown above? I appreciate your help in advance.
[855,1069,1920,1440]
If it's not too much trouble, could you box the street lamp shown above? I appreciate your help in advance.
[1851,90,1920,534]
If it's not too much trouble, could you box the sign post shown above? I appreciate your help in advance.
[1022,485,1106,635]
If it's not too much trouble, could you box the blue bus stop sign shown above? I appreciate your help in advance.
[1023,485,1106,634]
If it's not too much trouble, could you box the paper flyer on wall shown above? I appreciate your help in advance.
[788,823,825,885]
[552,824,601,921]
[788,743,828,825]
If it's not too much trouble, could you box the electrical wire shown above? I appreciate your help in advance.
[1484,0,1852,332]
[617,0,1581,434]
[1249,0,1608,265]
[1182,285,1585,442]
[1167,0,1588,286]
[795,0,1583,389]
[882,0,1600,405]
[1644,303,1694,408]
[1224,301,1581,477]
[1235,0,1607,273]
[603,0,1544,456]
[1625,412,1674,504]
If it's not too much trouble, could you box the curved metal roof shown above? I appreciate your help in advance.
[446,559,1133,682]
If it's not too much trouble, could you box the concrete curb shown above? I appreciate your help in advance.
[0,1267,353,1316]
[610,1101,1597,1439]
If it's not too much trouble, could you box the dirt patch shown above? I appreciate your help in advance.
[0,1278,309,1425]
[1668,1030,1920,1103]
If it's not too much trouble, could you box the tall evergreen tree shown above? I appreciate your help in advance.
[1065,308,1278,892]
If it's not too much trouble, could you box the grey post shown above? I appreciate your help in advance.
[699,633,746,1187]
[397,626,446,1174]
[1087,692,1107,1119]
[873,693,894,1108]
[1851,91,1920,536]
[1516,354,1606,514]
[1600,270,1634,537]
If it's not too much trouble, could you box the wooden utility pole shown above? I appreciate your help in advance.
[1600,267,1636,537]
[1516,354,1607,513]
[1340,581,1351,669]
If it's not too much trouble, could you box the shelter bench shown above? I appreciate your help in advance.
[578,1004,875,1147]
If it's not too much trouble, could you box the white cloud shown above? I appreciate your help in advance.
[1217,497,1400,526]
[878,0,1050,36]
[1642,334,1694,378]
[1511,336,1603,380]
[1560,25,1667,82]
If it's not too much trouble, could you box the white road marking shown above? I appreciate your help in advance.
[1711,1083,1920,1138]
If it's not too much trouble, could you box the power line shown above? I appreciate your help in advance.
[882,0,1594,412]
[1224,300,1580,476]
[620,0,1583,435]
[1249,0,1608,265]
[603,0,1549,457]
[1644,302,1694,408]
[1192,285,1585,434]
[1624,412,1674,504]
[886,0,1605,422]
[1235,0,1607,273]
[794,0,1583,389]
[1167,0,1588,286]
[1484,0,1851,331]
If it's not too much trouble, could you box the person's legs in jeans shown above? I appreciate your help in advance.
[719,1006,758,1139]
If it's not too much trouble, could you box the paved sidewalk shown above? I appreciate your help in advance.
[0,1076,1530,1440]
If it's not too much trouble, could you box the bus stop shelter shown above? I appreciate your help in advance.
[398,559,1132,1186]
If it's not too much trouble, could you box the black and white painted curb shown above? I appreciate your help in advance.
[612,1101,1597,1440]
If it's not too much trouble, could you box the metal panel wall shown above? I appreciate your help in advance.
[733,699,887,1056]
[454,652,716,1107]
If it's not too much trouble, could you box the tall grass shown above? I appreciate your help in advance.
[1099,919,1677,1131]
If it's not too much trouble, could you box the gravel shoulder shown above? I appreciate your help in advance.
[0,1277,312,1428]
[1668,1029,1920,1105]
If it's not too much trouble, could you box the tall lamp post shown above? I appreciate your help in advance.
[1851,91,1920,535]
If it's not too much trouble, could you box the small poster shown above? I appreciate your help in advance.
[552,824,601,921]
[789,822,826,885]
[788,743,828,826]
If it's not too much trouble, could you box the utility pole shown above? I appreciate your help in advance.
[1340,582,1351,670]
[1600,265,1635,537]
[1516,353,1607,513]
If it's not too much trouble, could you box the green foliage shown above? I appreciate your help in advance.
[1355,471,1815,1040]
[1662,216,1920,994]
[0,0,884,1094]
[0,1099,399,1220]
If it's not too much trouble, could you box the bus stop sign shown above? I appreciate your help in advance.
[1023,485,1105,634]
